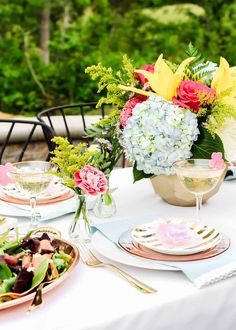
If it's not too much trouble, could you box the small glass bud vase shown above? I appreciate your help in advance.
[69,194,91,243]
[93,175,116,218]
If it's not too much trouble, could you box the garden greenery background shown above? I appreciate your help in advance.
[1,0,236,115]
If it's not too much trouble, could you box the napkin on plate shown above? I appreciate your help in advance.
[0,197,76,221]
[92,216,236,289]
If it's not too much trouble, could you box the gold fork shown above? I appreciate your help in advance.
[78,243,157,294]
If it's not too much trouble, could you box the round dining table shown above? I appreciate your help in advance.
[1,167,236,330]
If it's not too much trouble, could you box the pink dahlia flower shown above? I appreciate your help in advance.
[120,97,143,128]
[74,165,107,196]
[173,80,216,112]
[135,64,154,85]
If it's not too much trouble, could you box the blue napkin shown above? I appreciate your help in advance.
[92,216,236,288]
[225,166,236,181]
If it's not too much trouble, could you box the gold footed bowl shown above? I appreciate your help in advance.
[150,170,226,207]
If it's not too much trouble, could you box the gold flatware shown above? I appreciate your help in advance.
[78,243,157,294]
[28,279,56,312]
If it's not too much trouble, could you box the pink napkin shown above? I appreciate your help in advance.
[0,163,15,186]
[156,223,203,249]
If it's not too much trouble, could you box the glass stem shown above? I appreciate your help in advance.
[30,196,37,229]
[195,193,203,222]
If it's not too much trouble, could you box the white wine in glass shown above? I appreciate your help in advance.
[9,161,56,230]
[174,159,226,222]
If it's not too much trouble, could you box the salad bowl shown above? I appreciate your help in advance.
[0,227,79,310]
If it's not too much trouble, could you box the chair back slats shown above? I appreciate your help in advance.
[0,118,55,164]
[18,123,37,161]
[101,104,105,119]
[37,102,106,143]
[60,108,72,143]
[0,122,15,163]
[37,103,126,168]
[79,105,86,130]
[46,113,55,132]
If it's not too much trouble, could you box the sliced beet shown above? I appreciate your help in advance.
[8,264,21,274]
[12,269,34,293]
[39,233,51,241]
[51,240,60,251]
[21,237,40,253]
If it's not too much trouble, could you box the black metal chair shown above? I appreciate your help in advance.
[37,102,107,144]
[37,103,127,168]
[0,118,55,164]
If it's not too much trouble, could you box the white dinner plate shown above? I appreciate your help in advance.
[91,231,178,271]
[131,219,222,255]
[2,181,69,201]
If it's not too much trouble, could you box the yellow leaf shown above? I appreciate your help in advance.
[175,57,195,75]
[211,57,236,97]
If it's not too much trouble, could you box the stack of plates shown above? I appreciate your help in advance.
[0,181,74,205]
[91,219,229,271]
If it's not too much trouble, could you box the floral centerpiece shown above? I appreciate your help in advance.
[86,45,236,198]
[50,137,107,242]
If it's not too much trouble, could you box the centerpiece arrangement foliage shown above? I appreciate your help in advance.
[50,137,109,240]
[86,44,236,182]
[50,137,108,196]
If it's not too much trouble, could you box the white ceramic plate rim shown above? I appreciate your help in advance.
[91,231,179,271]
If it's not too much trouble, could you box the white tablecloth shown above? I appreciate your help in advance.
[1,168,236,330]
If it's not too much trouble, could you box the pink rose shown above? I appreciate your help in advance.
[0,163,15,186]
[120,97,143,128]
[173,80,216,112]
[209,152,224,170]
[73,165,107,196]
[135,64,154,85]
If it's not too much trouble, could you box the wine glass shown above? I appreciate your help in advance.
[174,159,226,222]
[9,161,56,230]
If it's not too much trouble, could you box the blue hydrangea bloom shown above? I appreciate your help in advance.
[122,95,199,175]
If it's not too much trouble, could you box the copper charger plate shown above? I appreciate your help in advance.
[0,232,79,311]
[118,230,230,262]
[0,189,74,206]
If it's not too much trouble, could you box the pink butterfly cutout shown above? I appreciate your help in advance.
[209,152,224,170]
[0,163,15,186]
